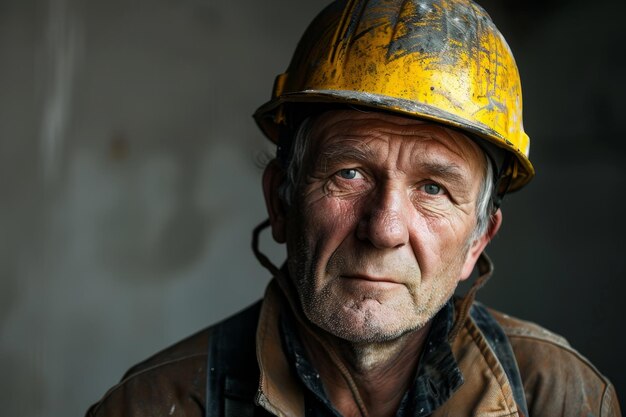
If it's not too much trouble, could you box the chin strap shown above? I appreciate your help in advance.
[252,220,371,417]
[251,219,281,276]
[447,252,494,343]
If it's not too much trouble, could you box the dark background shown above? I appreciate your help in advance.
[476,0,626,404]
[0,0,623,415]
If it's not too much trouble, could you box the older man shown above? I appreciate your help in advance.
[86,0,621,416]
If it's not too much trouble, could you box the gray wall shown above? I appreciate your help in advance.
[0,0,624,416]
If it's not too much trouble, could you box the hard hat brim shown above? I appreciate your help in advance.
[254,89,535,192]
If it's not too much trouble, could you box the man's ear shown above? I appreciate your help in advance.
[459,208,503,280]
[262,160,288,243]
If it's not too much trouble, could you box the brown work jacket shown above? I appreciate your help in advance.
[86,280,621,417]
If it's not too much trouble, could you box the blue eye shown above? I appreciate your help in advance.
[338,169,358,179]
[424,183,442,195]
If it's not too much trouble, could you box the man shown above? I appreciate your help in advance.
[86,0,621,416]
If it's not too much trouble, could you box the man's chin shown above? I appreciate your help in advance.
[313,305,424,344]
[330,323,422,345]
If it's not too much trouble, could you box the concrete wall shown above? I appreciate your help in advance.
[0,0,624,416]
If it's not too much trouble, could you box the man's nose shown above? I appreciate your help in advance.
[356,185,410,249]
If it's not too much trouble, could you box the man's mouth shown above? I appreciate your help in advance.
[342,274,402,286]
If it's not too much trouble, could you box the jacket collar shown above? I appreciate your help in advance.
[255,279,521,417]
[255,279,305,417]
[279,297,464,417]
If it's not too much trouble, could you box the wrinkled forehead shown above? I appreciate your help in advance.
[307,109,487,167]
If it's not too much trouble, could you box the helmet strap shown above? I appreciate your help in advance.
[492,154,515,211]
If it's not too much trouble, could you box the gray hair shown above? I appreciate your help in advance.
[277,117,495,243]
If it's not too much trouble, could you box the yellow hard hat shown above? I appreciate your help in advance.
[254,0,535,192]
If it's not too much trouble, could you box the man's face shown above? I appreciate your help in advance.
[270,110,491,343]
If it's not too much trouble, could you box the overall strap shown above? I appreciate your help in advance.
[206,301,264,417]
[470,303,529,417]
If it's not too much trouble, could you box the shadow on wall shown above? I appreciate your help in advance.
[97,133,214,281]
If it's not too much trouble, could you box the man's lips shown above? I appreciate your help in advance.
[342,274,402,285]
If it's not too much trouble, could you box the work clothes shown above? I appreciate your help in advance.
[86,280,621,417]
